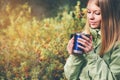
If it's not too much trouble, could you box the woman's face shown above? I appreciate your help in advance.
[87,1,101,29]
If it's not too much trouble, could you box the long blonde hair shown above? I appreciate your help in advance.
[98,0,120,56]
[87,0,120,56]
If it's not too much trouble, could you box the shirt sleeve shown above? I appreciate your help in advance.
[64,54,86,80]
[110,45,120,79]
[86,45,120,80]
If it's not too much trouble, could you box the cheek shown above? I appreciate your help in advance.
[87,14,91,19]
[96,17,101,24]
[95,19,101,28]
[90,17,101,28]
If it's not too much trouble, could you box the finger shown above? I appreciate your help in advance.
[69,37,74,43]
[77,40,93,53]
[78,38,89,46]
[78,38,86,43]
[78,45,85,50]
[84,43,93,53]
[81,35,90,41]
[84,45,93,53]
[78,45,92,53]
[67,39,74,54]
[90,35,92,40]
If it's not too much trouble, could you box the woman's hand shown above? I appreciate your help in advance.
[67,37,74,54]
[78,34,93,53]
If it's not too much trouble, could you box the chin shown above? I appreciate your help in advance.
[90,25,100,29]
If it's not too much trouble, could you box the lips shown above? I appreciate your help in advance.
[89,21,99,28]
[89,21,96,25]
[90,21,95,23]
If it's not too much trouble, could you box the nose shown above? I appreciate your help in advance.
[88,13,94,20]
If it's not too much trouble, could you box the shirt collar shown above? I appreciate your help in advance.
[90,28,101,47]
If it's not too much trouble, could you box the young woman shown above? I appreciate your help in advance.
[64,0,120,80]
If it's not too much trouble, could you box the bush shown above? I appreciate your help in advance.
[0,1,86,80]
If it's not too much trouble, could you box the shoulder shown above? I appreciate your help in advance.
[113,41,120,50]
[110,41,120,57]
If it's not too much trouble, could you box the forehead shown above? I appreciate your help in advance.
[87,1,101,11]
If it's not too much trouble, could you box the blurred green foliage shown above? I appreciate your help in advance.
[0,1,87,80]
[0,0,88,19]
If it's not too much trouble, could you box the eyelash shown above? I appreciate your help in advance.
[95,12,100,15]
[87,11,101,15]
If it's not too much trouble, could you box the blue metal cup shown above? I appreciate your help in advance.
[73,33,90,54]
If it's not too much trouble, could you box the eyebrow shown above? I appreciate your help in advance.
[87,8,101,12]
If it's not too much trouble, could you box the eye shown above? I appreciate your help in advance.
[95,11,101,15]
